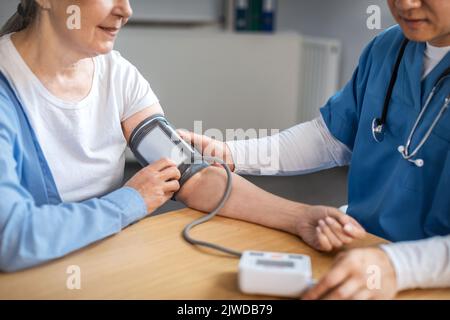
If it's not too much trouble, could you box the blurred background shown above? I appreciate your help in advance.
[0,0,395,214]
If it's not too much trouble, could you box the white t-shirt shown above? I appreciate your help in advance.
[423,42,450,78]
[0,34,159,202]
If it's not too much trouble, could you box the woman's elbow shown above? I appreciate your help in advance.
[176,166,229,211]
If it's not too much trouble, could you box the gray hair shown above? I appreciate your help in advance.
[0,0,39,37]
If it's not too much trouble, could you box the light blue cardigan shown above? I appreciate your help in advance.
[0,72,147,272]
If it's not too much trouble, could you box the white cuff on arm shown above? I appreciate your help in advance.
[226,116,351,176]
[380,236,450,291]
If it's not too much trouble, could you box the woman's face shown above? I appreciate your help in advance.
[388,0,450,46]
[42,0,132,56]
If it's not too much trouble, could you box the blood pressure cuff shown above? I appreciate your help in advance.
[129,114,209,197]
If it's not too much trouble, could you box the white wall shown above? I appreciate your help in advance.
[129,0,222,23]
[115,29,303,131]
[277,0,396,86]
[0,1,396,85]
[0,1,17,26]
[0,0,397,130]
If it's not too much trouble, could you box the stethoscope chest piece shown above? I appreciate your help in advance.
[372,118,385,143]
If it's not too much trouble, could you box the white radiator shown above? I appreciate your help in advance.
[298,37,342,122]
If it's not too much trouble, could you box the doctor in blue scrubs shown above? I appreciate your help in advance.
[181,0,450,299]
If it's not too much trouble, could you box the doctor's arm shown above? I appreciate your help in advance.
[302,236,450,300]
[381,236,450,290]
[178,116,352,176]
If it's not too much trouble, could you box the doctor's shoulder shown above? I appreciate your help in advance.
[357,25,405,68]
[345,25,407,88]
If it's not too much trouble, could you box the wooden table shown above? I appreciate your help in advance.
[0,208,449,300]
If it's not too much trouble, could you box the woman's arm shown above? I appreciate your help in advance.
[121,103,164,140]
[381,236,450,290]
[122,108,366,252]
[176,165,365,252]
[180,116,352,176]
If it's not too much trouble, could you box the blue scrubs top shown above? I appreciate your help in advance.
[321,26,450,242]
[0,72,147,272]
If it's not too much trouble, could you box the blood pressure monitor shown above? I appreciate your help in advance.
[129,114,209,187]
[239,251,313,298]
[128,115,315,298]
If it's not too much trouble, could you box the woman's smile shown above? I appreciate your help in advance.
[98,25,120,39]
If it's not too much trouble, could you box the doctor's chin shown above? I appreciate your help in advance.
[0,0,449,312]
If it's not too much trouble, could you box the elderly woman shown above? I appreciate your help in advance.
[0,0,363,273]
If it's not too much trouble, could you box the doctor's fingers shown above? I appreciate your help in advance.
[327,211,366,239]
[178,130,209,150]
[322,277,365,300]
[316,227,333,252]
[177,130,194,145]
[302,260,350,300]
[342,216,366,239]
[318,220,343,248]
[324,217,354,244]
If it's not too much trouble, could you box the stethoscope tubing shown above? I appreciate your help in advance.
[372,36,450,167]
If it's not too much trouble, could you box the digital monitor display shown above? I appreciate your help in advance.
[256,259,295,268]
[136,126,189,166]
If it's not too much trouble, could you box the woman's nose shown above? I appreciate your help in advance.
[113,0,133,21]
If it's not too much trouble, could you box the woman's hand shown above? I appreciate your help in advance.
[178,130,235,171]
[125,158,181,214]
[296,206,366,252]
[302,247,398,300]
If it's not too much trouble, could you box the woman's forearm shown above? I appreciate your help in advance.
[176,166,305,235]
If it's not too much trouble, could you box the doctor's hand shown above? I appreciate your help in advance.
[177,130,235,171]
[125,158,181,214]
[297,206,366,252]
[302,248,398,300]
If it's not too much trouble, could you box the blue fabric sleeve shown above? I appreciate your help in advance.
[320,36,377,150]
[0,128,148,272]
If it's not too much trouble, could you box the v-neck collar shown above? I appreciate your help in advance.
[421,50,450,103]
[403,41,425,111]
[403,41,450,111]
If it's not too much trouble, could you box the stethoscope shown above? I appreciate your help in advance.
[372,38,450,167]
